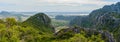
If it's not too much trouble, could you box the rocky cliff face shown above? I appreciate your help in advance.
[55,27,115,42]
[69,2,120,42]
[23,13,54,33]
[70,2,120,30]
[88,2,120,31]
[89,2,120,42]
[92,12,120,31]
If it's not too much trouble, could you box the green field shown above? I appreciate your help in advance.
[51,19,69,27]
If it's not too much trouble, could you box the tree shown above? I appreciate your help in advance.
[5,18,17,28]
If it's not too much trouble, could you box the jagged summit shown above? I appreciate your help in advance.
[26,13,51,25]
[94,2,120,13]
[116,2,120,5]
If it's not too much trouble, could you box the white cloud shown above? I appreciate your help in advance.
[0,0,118,12]
[0,0,115,6]
[37,0,115,5]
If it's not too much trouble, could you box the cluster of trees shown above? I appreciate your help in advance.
[0,13,57,42]
[0,18,53,42]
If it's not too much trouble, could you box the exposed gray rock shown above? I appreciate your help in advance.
[55,27,115,42]
[70,2,120,30]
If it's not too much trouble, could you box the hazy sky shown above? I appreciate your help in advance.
[0,0,119,12]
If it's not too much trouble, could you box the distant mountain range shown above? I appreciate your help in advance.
[0,11,89,20]
[0,11,89,15]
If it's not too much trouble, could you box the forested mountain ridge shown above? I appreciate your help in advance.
[0,13,55,42]
[69,2,120,42]
[23,13,54,33]
[89,2,120,29]
[69,16,90,28]
[70,2,120,29]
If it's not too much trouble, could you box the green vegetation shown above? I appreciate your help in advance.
[0,18,52,42]
[0,13,54,42]
[53,34,105,42]
[0,13,108,42]
[52,19,69,27]
[23,13,54,33]
[53,28,105,42]
[69,2,120,42]
[112,27,120,42]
